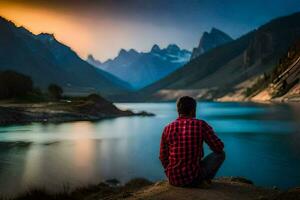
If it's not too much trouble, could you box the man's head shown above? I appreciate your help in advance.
[176,96,197,117]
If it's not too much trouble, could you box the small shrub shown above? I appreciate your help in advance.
[0,70,33,99]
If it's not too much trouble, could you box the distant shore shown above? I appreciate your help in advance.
[127,88,300,103]
[0,97,154,126]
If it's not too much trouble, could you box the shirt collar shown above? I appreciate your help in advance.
[177,115,195,120]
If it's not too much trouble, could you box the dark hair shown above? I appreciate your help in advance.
[176,96,196,115]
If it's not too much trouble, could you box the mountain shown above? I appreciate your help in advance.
[0,16,130,96]
[138,12,300,101]
[190,28,233,60]
[245,40,300,102]
[87,44,191,89]
[86,54,102,67]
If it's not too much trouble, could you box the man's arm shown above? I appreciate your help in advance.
[202,121,224,153]
[159,127,169,169]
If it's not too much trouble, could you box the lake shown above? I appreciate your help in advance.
[0,102,300,195]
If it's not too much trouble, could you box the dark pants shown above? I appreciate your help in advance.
[201,151,225,180]
[187,151,225,186]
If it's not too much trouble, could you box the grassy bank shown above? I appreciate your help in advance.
[0,178,153,200]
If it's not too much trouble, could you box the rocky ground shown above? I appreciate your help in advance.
[122,177,300,200]
[5,177,300,200]
[251,83,300,103]
[145,76,300,103]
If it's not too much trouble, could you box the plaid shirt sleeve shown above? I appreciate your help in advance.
[202,121,224,153]
[159,126,169,170]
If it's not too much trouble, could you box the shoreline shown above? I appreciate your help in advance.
[112,98,300,104]
[0,100,154,126]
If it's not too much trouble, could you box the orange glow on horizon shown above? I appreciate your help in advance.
[0,2,194,61]
[0,3,93,59]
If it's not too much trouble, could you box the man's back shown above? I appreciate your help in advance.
[159,116,224,186]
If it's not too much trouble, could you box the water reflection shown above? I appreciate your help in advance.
[0,145,29,195]
[211,119,295,134]
[0,102,300,196]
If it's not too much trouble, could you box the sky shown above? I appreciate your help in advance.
[0,0,300,61]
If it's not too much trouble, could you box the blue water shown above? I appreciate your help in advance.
[0,102,300,195]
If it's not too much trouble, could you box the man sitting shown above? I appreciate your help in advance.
[159,96,225,187]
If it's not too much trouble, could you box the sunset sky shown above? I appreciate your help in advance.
[0,0,300,61]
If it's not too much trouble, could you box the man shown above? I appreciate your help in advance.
[159,96,225,187]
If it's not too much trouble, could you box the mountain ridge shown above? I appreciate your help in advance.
[0,16,130,96]
[191,27,233,60]
[87,44,191,89]
[135,12,300,101]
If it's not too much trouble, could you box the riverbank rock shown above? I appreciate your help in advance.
[273,187,300,200]
[121,178,282,200]
[0,106,28,125]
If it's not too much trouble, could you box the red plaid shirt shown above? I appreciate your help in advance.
[159,116,224,186]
